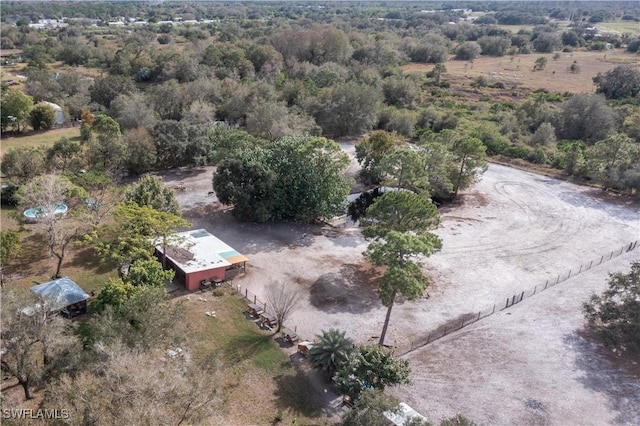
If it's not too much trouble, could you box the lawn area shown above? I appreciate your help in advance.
[181,290,329,425]
[0,205,118,295]
[1,127,81,155]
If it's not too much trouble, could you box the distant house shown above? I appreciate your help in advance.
[31,277,90,318]
[155,229,248,291]
[41,101,66,126]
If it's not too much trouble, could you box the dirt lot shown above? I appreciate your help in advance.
[161,152,639,425]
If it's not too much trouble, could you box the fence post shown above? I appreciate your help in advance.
[609,251,613,260]
[600,255,604,264]
[533,285,537,295]
[545,280,548,289]
[512,294,516,305]
[568,269,571,279]
[556,275,560,284]
[520,291,524,302]
[492,304,495,314]
[477,311,481,321]
[579,264,582,274]
[443,325,447,335]
[245,289,248,298]
[505,298,509,309]
[589,260,593,270]
[253,294,256,304]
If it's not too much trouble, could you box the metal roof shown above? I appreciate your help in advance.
[31,277,90,311]
[156,229,248,274]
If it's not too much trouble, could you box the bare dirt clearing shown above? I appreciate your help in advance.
[391,252,640,426]
[163,157,639,425]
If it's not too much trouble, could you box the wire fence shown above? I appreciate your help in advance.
[398,240,639,356]
[227,282,301,337]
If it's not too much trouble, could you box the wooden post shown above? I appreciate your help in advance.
[253,294,256,304]
[556,275,560,284]
[579,264,582,274]
[505,298,509,308]
[533,285,537,295]
[545,280,548,289]
[492,304,495,314]
[477,311,481,320]
[568,269,571,279]
[245,289,248,298]
[520,291,524,302]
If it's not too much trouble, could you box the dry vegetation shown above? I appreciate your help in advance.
[404,49,640,94]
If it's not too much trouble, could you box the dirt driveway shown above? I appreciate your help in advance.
[159,156,639,425]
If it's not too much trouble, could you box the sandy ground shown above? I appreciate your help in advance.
[160,151,639,425]
[391,251,640,426]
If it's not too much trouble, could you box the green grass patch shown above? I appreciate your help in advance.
[495,24,535,34]
[1,127,81,155]
[198,296,287,373]
[598,21,640,35]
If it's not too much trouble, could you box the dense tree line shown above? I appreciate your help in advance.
[2,1,638,198]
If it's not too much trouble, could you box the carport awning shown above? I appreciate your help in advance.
[220,250,248,265]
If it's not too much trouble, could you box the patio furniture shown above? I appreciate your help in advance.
[285,332,299,344]
[247,303,264,317]
[260,313,278,329]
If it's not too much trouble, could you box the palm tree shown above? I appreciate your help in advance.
[308,329,354,377]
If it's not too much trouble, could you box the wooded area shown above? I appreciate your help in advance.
[1,1,639,424]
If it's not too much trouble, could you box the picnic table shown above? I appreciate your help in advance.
[260,312,278,329]
[247,303,264,317]
[284,331,299,344]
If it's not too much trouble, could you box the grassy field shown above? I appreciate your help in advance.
[403,48,640,94]
[1,127,81,155]
[184,291,328,425]
[597,21,640,35]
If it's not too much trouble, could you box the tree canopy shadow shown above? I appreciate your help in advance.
[563,330,640,425]
[309,263,380,314]
[182,206,318,255]
[272,364,326,419]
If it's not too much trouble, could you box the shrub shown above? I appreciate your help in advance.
[583,261,640,353]
[30,102,56,130]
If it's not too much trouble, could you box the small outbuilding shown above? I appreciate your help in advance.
[40,101,66,126]
[155,229,248,292]
[31,277,90,318]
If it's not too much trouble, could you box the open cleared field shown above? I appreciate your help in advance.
[597,21,640,35]
[403,49,640,94]
[1,127,81,155]
[391,252,640,426]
